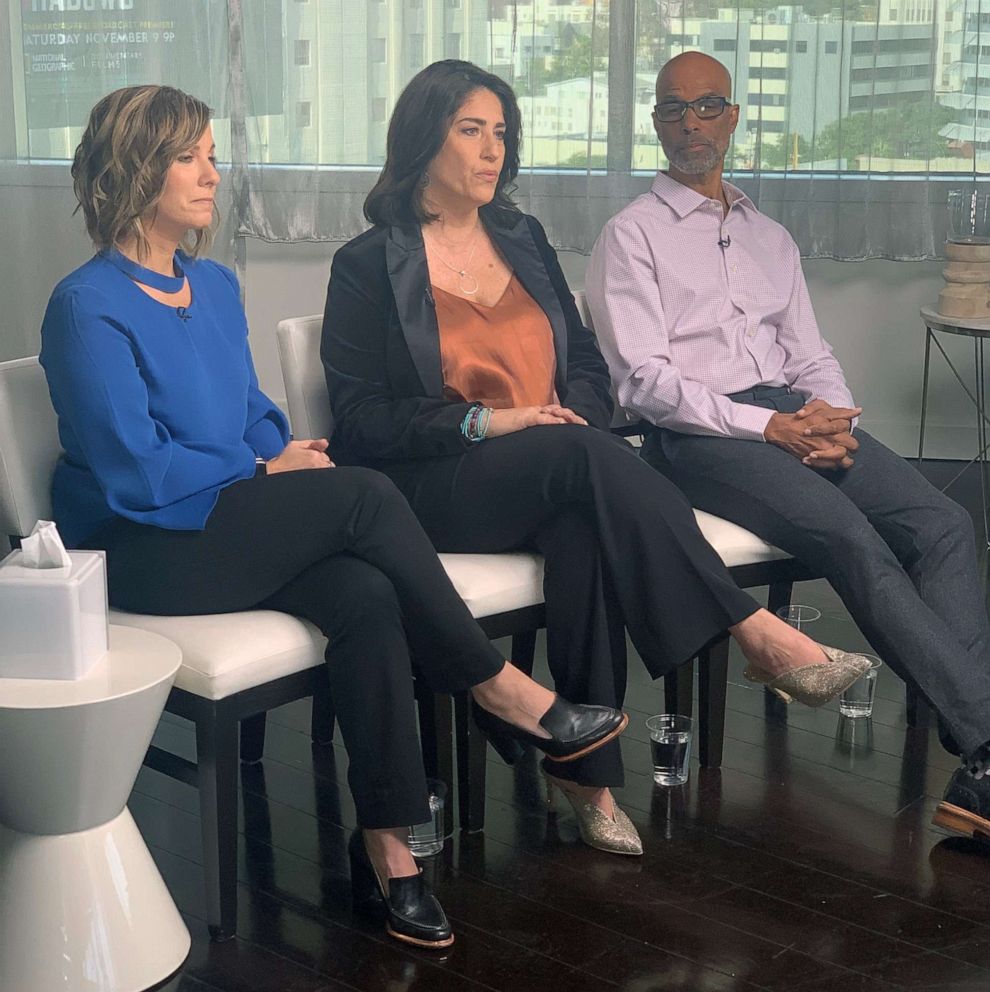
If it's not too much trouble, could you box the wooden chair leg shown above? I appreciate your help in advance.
[766,580,794,618]
[698,636,729,768]
[664,658,694,717]
[456,692,488,832]
[417,690,454,837]
[905,682,931,728]
[239,713,267,764]
[311,676,335,746]
[196,707,240,941]
[511,629,538,677]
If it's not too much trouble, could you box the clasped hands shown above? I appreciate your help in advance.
[486,404,587,437]
[763,399,862,470]
[265,438,334,474]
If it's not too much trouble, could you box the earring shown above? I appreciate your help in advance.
[420,172,431,188]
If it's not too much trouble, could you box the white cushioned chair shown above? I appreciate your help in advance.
[277,314,551,831]
[0,356,340,943]
[570,291,825,755]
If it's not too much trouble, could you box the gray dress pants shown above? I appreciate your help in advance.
[642,386,990,759]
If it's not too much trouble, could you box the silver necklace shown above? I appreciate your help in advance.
[428,226,481,296]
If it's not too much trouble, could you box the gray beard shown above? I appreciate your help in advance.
[668,145,723,176]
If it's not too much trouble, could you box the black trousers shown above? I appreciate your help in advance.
[83,467,505,828]
[643,386,990,760]
[383,425,759,788]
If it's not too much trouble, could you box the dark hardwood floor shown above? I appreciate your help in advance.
[146,459,990,992]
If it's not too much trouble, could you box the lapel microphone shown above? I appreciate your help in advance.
[176,306,191,321]
[717,235,731,249]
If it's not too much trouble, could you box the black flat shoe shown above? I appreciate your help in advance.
[472,696,628,765]
[348,831,454,949]
[932,766,990,844]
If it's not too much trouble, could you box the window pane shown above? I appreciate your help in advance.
[497,0,610,169]
[635,0,988,175]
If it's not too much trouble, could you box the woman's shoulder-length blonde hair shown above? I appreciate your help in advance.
[71,84,215,259]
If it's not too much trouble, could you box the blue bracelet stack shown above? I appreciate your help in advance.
[460,403,492,442]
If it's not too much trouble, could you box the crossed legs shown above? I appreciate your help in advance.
[643,426,990,760]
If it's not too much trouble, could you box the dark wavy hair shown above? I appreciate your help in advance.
[71,85,215,259]
[364,60,521,227]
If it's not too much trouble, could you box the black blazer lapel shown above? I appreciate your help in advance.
[385,224,444,397]
[489,214,569,394]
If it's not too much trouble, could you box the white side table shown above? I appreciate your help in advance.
[918,305,990,544]
[0,625,190,992]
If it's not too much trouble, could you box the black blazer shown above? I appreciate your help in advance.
[321,208,614,472]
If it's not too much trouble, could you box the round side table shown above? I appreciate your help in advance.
[0,625,190,992]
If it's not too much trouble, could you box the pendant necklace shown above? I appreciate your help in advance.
[429,225,480,296]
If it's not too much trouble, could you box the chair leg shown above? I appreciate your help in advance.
[905,682,931,728]
[698,636,729,768]
[664,658,694,717]
[239,713,267,764]
[311,676,336,746]
[417,689,455,837]
[196,706,240,941]
[456,693,488,832]
[766,580,794,618]
[511,629,538,677]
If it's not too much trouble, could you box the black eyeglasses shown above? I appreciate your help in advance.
[653,96,732,123]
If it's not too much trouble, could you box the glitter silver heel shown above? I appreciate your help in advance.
[542,771,643,856]
[743,644,872,707]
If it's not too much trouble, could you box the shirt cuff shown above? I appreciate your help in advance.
[731,404,775,442]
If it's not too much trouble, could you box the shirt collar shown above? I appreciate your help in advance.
[650,171,755,219]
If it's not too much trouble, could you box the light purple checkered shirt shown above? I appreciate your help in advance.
[586,172,855,441]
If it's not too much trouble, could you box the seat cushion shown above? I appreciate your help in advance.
[693,509,790,568]
[109,552,547,701]
[110,608,326,701]
[439,552,545,618]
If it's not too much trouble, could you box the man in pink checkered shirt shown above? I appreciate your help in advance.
[587,50,990,845]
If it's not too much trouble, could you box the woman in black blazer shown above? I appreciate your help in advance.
[322,61,869,856]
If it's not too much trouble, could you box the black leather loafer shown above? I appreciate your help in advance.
[348,831,454,949]
[473,696,628,765]
[932,766,990,843]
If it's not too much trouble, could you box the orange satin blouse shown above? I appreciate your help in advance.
[433,275,557,409]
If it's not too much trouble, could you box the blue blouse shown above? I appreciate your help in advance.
[40,250,290,547]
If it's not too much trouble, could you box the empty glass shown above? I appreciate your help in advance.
[408,778,446,858]
[947,190,990,245]
[775,604,822,631]
[646,714,693,786]
[839,655,882,718]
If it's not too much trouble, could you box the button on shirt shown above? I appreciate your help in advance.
[586,172,854,441]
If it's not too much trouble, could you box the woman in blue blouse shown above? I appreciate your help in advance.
[39,84,625,950]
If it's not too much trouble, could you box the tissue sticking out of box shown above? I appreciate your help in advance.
[21,520,72,570]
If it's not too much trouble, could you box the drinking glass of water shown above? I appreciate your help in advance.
[838,655,882,719]
[646,714,693,787]
[408,778,446,858]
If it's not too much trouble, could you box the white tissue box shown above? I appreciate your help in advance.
[0,549,109,680]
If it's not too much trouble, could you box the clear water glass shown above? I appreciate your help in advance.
[838,655,882,719]
[646,714,693,786]
[408,778,446,858]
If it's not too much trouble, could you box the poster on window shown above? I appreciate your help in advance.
[19,0,283,130]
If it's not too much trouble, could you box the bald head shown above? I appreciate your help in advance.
[656,52,732,103]
[652,51,738,186]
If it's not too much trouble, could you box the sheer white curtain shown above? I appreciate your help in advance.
[233,0,989,259]
[5,0,990,361]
